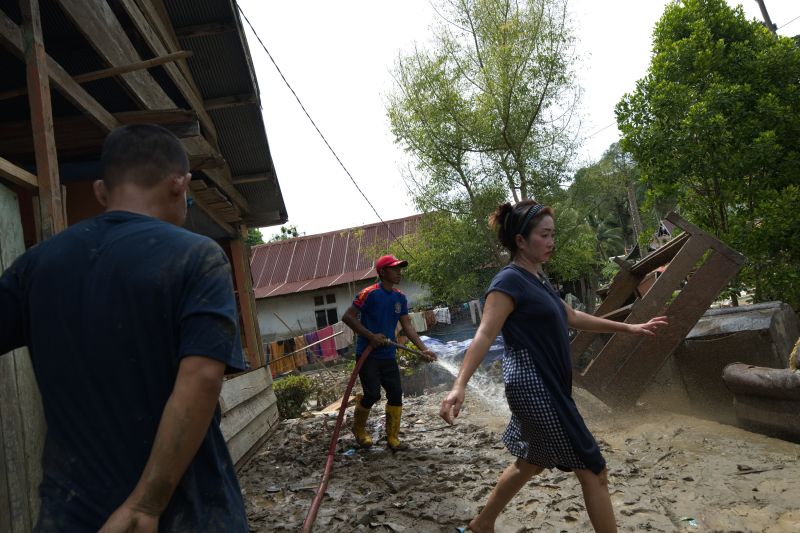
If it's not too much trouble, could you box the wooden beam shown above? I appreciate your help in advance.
[189,153,227,171]
[229,234,264,368]
[20,0,65,239]
[0,110,200,161]
[204,93,258,111]
[118,0,219,146]
[183,136,249,213]
[232,172,274,185]
[174,22,236,39]
[131,0,206,118]
[0,156,37,189]
[188,189,235,236]
[0,51,193,102]
[55,0,175,110]
[0,9,118,132]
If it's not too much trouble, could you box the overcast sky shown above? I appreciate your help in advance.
[237,0,798,236]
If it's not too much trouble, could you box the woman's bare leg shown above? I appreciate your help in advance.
[468,459,544,533]
[574,468,617,533]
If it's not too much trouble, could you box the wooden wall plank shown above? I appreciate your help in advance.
[0,183,45,530]
[220,367,272,413]
[226,402,280,465]
[219,387,277,441]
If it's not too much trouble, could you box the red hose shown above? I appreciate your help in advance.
[302,345,373,533]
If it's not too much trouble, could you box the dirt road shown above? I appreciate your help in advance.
[241,369,799,532]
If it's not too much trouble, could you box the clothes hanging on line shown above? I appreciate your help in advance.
[424,310,436,328]
[433,306,451,325]
[332,321,354,350]
[408,311,427,332]
[304,331,321,364]
[292,335,308,368]
[318,325,337,361]
[468,299,482,325]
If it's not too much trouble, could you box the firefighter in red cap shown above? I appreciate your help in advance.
[342,254,436,449]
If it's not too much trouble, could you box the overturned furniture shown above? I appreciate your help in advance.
[571,212,745,409]
[669,302,799,424]
[723,363,800,442]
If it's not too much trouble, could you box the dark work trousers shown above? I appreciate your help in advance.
[358,356,403,408]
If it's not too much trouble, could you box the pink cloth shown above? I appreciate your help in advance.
[318,325,338,361]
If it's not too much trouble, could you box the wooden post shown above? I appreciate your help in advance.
[230,231,265,368]
[20,0,65,240]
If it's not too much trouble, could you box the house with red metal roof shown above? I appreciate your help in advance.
[250,214,429,340]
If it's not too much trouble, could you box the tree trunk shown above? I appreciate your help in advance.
[627,182,642,245]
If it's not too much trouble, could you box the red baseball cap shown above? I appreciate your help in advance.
[375,254,408,271]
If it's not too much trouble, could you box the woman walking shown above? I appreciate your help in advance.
[440,200,668,533]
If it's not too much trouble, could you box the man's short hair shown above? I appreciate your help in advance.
[101,124,190,189]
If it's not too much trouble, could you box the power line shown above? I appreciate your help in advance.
[236,4,416,261]
[778,14,800,30]
[586,121,617,139]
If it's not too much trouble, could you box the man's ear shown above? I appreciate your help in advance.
[171,171,191,197]
[93,180,108,207]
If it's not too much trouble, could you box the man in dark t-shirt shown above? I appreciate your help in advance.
[0,125,248,532]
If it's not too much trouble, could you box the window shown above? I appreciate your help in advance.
[313,293,338,328]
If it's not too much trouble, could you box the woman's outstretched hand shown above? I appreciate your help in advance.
[440,386,466,425]
[628,316,669,336]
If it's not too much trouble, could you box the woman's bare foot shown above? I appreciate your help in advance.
[467,517,494,533]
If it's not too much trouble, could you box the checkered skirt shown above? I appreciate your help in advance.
[501,347,588,471]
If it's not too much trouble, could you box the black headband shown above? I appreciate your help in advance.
[518,204,545,235]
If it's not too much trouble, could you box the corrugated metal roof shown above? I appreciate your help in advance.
[251,214,422,299]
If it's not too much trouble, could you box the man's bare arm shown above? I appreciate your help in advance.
[99,356,225,532]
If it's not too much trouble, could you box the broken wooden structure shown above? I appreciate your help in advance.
[0,1,286,529]
[570,212,745,410]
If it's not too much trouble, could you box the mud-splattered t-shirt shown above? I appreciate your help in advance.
[0,211,248,532]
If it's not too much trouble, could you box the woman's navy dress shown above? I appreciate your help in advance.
[487,264,605,474]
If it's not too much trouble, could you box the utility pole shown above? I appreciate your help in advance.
[755,0,778,34]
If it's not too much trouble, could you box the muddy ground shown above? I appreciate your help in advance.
[240,364,800,532]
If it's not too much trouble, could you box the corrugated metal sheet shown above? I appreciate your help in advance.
[180,32,252,98]
[162,0,233,28]
[209,105,272,175]
[250,214,422,299]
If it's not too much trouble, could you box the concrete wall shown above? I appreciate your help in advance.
[256,280,429,340]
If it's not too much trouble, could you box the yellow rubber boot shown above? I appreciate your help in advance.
[385,404,403,450]
[352,396,373,448]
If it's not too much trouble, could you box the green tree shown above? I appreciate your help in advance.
[245,228,264,247]
[616,0,800,309]
[387,0,579,301]
[268,225,301,243]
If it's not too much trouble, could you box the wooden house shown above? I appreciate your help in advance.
[0,1,285,529]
